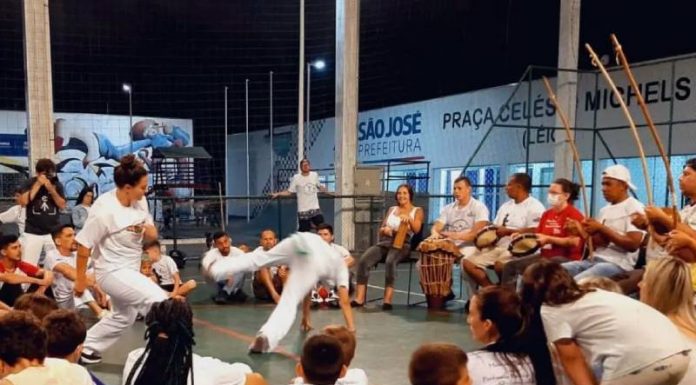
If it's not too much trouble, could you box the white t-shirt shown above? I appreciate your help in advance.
[292,368,368,385]
[0,204,26,234]
[123,347,252,385]
[44,249,93,303]
[75,189,153,276]
[541,289,687,381]
[494,197,545,247]
[437,198,490,247]
[467,350,535,385]
[152,255,179,286]
[593,197,645,271]
[331,243,351,259]
[288,171,323,213]
[4,358,92,385]
[201,246,245,273]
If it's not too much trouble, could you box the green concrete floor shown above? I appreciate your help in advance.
[89,261,479,385]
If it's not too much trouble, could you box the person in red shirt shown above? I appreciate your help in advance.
[496,178,585,287]
[0,234,53,306]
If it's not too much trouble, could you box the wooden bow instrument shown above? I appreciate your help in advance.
[611,34,679,226]
[586,43,653,206]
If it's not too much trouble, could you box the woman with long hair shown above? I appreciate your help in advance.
[467,286,555,385]
[123,299,266,385]
[351,184,423,310]
[640,257,696,384]
[72,186,95,231]
[522,260,689,385]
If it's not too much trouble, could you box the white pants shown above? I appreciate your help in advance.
[602,350,690,385]
[19,233,55,266]
[56,291,95,310]
[84,269,167,354]
[209,234,321,351]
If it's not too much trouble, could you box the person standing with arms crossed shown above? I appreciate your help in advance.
[271,159,327,232]
[74,155,168,364]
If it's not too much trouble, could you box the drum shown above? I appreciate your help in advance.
[474,225,499,250]
[417,239,462,309]
[392,221,410,250]
[508,234,542,257]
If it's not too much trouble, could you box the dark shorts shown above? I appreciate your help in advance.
[298,213,324,232]
[160,284,175,293]
[253,273,284,301]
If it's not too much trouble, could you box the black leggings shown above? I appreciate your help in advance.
[356,242,411,287]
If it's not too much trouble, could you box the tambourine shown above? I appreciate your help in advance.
[508,234,541,257]
[474,225,499,249]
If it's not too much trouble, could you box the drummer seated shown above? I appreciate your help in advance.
[561,165,645,281]
[423,176,489,299]
[461,173,544,291]
[494,178,586,287]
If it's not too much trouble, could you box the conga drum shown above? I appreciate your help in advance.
[392,221,410,250]
[417,239,462,309]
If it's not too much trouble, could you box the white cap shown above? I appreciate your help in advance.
[602,164,637,190]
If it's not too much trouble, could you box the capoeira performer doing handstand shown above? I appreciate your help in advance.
[203,231,355,353]
[74,155,168,364]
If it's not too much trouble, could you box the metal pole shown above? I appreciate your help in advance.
[307,63,311,134]
[245,79,250,223]
[128,90,133,153]
[224,86,229,225]
[270,71,274,192]
[298,0,305,166]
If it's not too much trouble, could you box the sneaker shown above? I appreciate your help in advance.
[229,290,248,303]
[248,334,270,354]
[213,291,229,305]
[79,351,102,365]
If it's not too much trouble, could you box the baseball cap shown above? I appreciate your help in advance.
[602,164,637,190]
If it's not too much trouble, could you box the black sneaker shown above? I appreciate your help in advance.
[249,334,270,354]
[213,292,228,305]
[79,351,102,365]
[229,290,248,303]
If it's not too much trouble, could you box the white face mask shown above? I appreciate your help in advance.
[547,193,562,207]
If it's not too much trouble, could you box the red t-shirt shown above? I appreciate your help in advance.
[536,205,585,260]
[0,261,40,276]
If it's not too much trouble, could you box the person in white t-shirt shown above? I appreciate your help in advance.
[44,224,110,319]
[0,311,92,385]
[271,159,327,232]
[203,232,355,353]
[143,240,196,297]
[201,231,248,304]
[74,155,168,365]
[563,165,645,280]
[466,286,554,385]
[292,325,368,385]
[522,260,690,385]
[123,299,267,385]
[0,186,28,236]
[314,223,354,306]
[462,173,544,290]
[640,257,696,385]
[42,310,99,385]
[252,229,287,303]
[426,176,489,304]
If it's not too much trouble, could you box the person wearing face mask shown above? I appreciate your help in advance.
[495,178,586,287]
[73,155,167,365]
[20,158,67,266]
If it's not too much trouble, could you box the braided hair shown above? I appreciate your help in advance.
[125,299,195,385]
